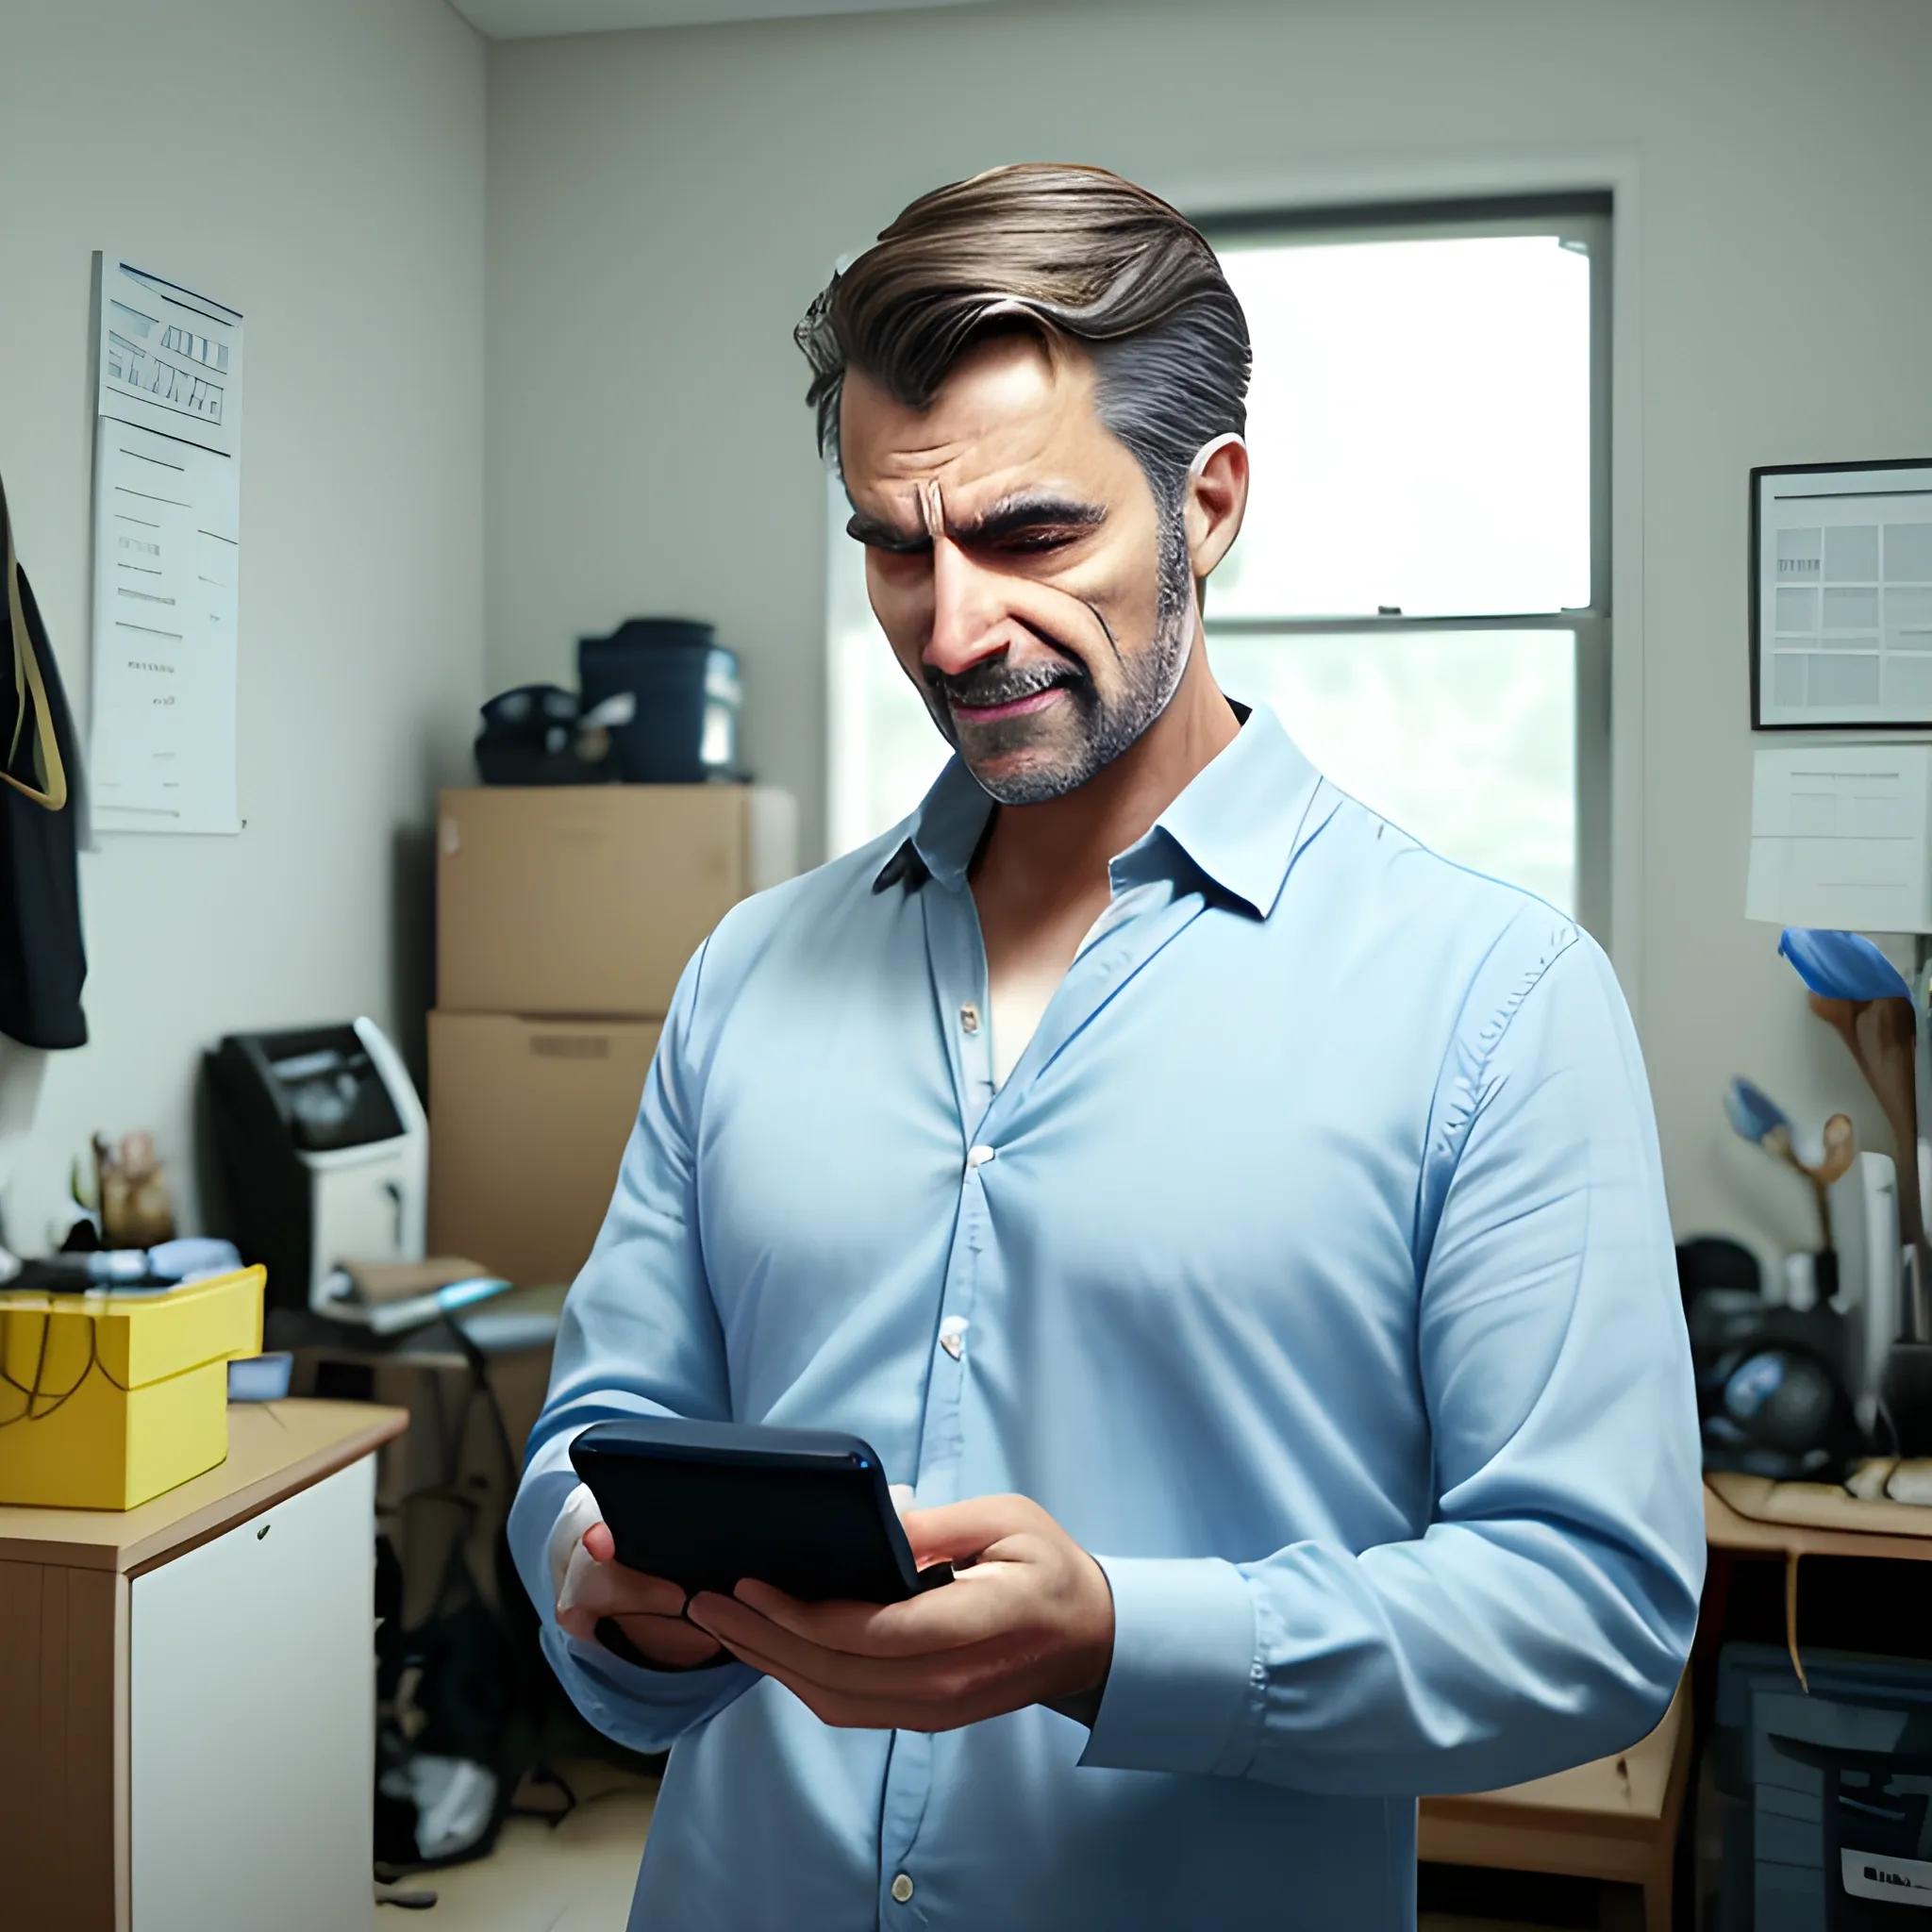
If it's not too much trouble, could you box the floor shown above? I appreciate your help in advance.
[374,1770,656,1931]
[371,1782,1591,1932]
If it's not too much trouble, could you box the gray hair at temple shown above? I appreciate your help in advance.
[794,162,1252,515]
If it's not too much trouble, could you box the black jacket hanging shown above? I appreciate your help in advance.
[0,468,88,1049]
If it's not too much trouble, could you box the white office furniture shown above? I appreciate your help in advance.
[0,1399,406,1929]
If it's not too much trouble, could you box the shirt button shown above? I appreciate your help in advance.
[891,1873,915,1904]
[965,1143,996,1170]
[959,1002,980,1033]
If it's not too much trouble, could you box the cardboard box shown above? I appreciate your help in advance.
[436,784,797,1016]
[427,1012,662,1289]
[0,1267,266,1508]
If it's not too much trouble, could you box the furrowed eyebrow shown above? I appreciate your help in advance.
[961,494,1108,545]
[844,509,928,553]
[844,492,1107,554]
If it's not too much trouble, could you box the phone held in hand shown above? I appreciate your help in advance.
[568,1415,954,1605]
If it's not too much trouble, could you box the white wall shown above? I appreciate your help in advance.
[484,0,1932,1259]
[0,0,486,1249]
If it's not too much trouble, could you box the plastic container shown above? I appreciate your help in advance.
[0,1266,265,1508]
[577,618,741,784]
[227,1350,294,1402]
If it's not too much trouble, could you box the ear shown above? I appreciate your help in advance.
[1183,434,1249,582]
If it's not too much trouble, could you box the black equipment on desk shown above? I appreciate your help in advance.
[204,1017,428,1314]
[577,617,741,783]
[1680,1236,1864,1481]
[1769,1732,1932,1925]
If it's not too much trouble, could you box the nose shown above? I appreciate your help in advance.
[924,535,1009,681]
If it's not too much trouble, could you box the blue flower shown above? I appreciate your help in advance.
[1777,928,1912,1004]
[1724,1076,1790,1146]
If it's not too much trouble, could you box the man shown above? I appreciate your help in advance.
[510,163,1703,1930]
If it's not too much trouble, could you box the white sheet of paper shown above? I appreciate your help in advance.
[89,419,240,827]
[89,258,244,834]
[1757,463,1932,727]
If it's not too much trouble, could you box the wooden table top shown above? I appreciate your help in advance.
[0,1398,407,1574]
[1706,1471,1932,1563]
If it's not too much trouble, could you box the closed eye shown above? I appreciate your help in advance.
[844,492,1107,558]
[984,525,1087,558]
[846,514,929,556]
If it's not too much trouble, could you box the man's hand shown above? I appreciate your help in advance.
[557,1522,725,1670]
[684,1493,1114,1731]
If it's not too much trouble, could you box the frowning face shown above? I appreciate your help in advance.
[839,332,1195,805]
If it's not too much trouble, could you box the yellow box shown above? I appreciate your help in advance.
[0,1266,265,1509]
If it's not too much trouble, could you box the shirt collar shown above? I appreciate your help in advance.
[872,754,992,895]
[872,701,1332,920]
[1141,702,1329,918]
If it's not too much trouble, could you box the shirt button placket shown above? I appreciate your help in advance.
[882,908,982,1914]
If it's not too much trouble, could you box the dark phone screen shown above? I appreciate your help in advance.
[572,1441,949,1605]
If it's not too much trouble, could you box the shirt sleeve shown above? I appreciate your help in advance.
[1080,929,1706,1794]
[508,940,759,1755]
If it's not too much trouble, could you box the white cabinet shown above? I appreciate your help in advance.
[0,1400,401,1931]
[127,1457,375,1931]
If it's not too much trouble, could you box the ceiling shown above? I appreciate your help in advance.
[449,0,996,38]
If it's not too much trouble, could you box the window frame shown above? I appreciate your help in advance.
[1191,193,1614,939]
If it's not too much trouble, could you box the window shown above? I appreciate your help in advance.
[824,195,1610,930]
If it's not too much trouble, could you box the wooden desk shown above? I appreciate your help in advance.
[0,1399,407,1931]
[1705,1471,1932,1562]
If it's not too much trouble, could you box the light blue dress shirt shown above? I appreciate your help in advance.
[509,704,1704,1932]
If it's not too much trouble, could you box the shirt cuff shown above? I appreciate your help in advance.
[1079,1556,1257,1776]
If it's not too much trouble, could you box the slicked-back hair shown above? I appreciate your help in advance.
[796,163,1251,513]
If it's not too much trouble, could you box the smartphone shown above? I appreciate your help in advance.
[568,1415,953,1604]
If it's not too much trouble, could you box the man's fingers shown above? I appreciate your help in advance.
[698,1608,1033,1709]
[560,1564,687,1621]
[583,1520,616,1562]
[612,1612,725,1670]
[736,1645,1061,1735]
[691,1588,1032,1685]
[558,1601,599,1642]
[726,1569,1020,1657]
[672,1491,1112,1731]
[558,1541,687,1624]
[900,1493,1045,1566]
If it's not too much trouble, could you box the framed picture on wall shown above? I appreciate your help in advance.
[1752,459,1932,728]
